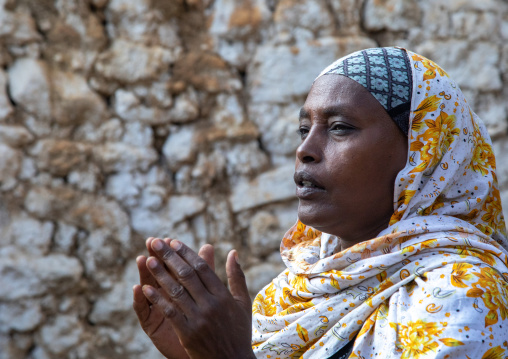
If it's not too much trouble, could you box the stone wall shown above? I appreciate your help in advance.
[0,0,507,358]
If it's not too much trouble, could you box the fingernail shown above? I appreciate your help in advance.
[143,286,155,296]
[171,240,182,251]
[147,257,157,269]
[152,239,163,250]
[234,251,240,265]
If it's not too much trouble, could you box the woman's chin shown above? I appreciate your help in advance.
[297,204,332,233]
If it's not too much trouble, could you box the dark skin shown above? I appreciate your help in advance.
[133,74,408,358]
[296,75,408,250]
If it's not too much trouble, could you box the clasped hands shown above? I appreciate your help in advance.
[132,237,256,359]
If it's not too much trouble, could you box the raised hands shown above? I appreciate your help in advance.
[133,238,255,359]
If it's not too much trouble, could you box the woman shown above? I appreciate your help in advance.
[133,47,508,358]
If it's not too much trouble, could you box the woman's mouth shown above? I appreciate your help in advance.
[294,171,326,199]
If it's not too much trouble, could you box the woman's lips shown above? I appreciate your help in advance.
[294,171,326,199]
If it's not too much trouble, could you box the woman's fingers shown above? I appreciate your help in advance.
[146,256,197,314]
[226,250,251,311]
[150,239,223,298]
[142,285,189,337]
[133,284,151,323]
[155,239,226,297]
[136,256,159,289]
[133,284,167,337]
[198,244,215,271]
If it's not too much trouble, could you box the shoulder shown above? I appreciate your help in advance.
[383,262,508,357]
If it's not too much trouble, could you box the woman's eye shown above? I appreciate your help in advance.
[296,127,309,139]
[330,123,354,134]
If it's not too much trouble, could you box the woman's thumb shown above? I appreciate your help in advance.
[226,250,251,309]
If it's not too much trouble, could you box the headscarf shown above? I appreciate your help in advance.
[317,47,413,136]
[251,48,508,359]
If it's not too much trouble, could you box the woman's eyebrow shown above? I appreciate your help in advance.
[299,107,310,121]
[299,105,351,122]
[322,105,350,118]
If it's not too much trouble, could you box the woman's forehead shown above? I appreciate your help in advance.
[300,75,385,121]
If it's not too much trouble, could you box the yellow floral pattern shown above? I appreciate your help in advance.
[466,267,508,327]
[390,320,445,359]
[251,49,508,359]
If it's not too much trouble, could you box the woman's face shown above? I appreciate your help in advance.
[295,74,408,248]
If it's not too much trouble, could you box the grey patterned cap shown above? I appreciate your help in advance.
[316,47,413,135]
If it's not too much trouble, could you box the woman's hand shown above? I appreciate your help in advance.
[133,238,215,359]
[135,237,255,359]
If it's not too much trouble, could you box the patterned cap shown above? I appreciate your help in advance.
[316,47,413,135]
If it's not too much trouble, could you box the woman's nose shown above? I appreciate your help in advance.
[296,128,323,164]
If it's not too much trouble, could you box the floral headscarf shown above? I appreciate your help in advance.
[251,49,508,359]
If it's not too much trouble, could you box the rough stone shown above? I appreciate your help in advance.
[415,41,502,91]
[92,142,158,173]
[19,157,37,181]
[95,39,178,84]
[30,139,91,177]
[132,73,174,108]
[51,71,106,125]
[475,95,507,138]
[363,0,421,31]
[260,104,301,156]
[173,52,242,93]
[140,185,168,211]
[0,300,43,333]
[438,0,500,11]
[248,211,283,257]
[54,222,78,254]
[245,262,286,297]
[8,58,52,121]
[162,125,199,170]
[207,94,259,141]
[501,189,508,227]
[208,0,271,41]
[223,141,270,178]
[0,70,13,121]
[248,36,376,103]
[131,195,206,238]
[417,1,451,38]
[67,164,101,192]
[114,89,160,124]
[39,315,84,355]
[0,247,83,300]
[0,333,32,359]
[167,87,199,123]
[213,39,257,70]
[189,151,227,190]
[122,122,154,148]
[6,7,41,45]
[106,0,183,52]
[329,0,363,35]
[229,164,296,212]
[88,261,138,325]
[274,0,335,38]
[0,144,22,191]
[451,11,499,40]
[105,171,142,208]
[2,212,54,255]
[0,124,34,147]
[24,186,131,246]
[43,1,106,73]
